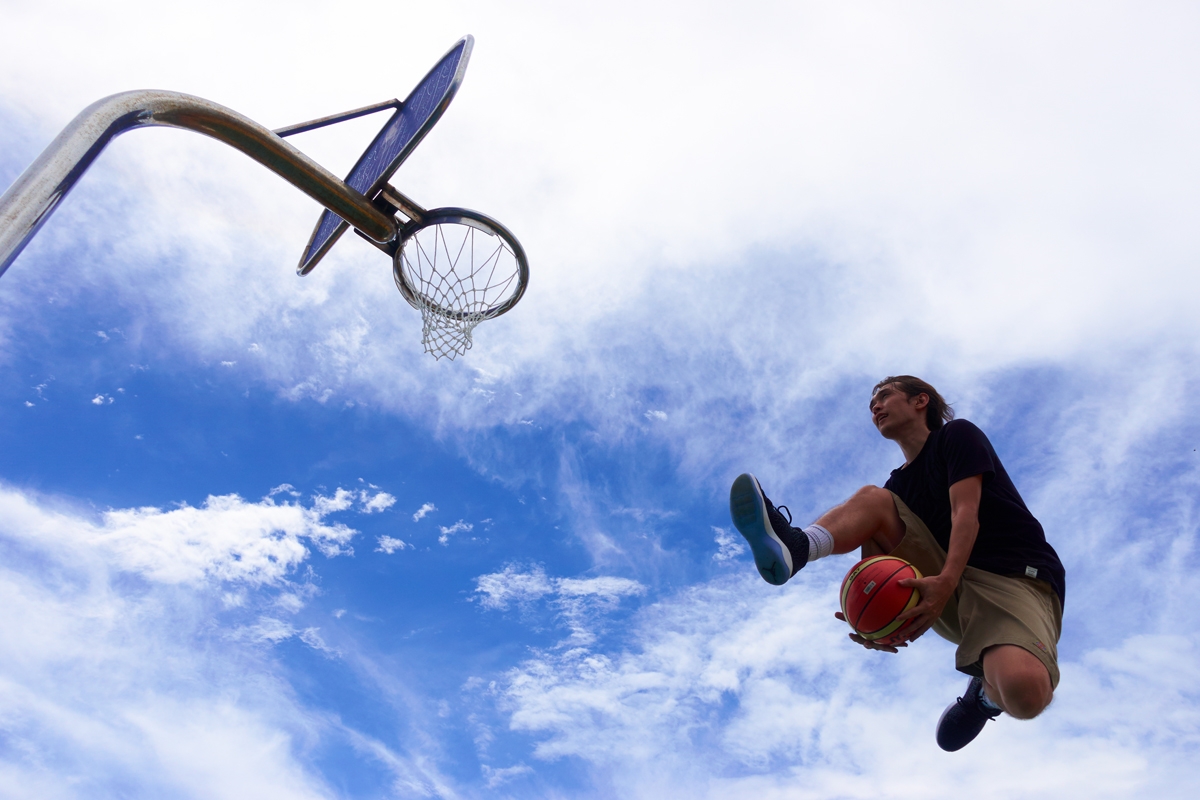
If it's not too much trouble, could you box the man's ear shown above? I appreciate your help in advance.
[912,393,930,410]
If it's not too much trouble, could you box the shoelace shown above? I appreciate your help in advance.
[774,504,793,524]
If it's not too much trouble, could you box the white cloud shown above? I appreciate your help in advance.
[475,565,645,646]
[554,576,646,646]
[488,571,1200,798]
[360,491,395,513]
[274,590,309,614]
[7,2,1198,448]
[375,535,410,554]
[338,724,460,798]
[310,488,355,517]
[438,520,473,546]
[0,482,483,797]
[482,762,533,788]
[0,485,346,798]
[555,575,644,601]
[242,616,297,644]
[298,627,338,656]
[644,410,667,422]
[475,564,554,610]
[96,492,357,583]
[712,526,746,562]
[412,502,436,522]
[0,485,365,588]
[91,394,113,405]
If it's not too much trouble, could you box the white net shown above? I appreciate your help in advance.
[395,218,524,360]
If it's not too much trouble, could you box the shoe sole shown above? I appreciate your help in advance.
[729,473,793,585]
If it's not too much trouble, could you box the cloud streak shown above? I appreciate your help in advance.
[475,564,645,647]
[487,572,1200,799]
[0,483,375,798]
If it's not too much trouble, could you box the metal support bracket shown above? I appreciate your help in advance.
[273,98,401,139]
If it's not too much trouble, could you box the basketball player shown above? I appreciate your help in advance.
[729,376,1065,751]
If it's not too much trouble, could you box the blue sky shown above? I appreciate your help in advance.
[2,2,1199,797]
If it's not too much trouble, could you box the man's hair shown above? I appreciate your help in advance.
[872,375,954,431]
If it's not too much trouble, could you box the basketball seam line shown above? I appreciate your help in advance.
[852,562,916,634]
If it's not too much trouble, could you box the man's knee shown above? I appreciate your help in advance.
[850,485,903,543]
[985,646,1054,719]
[999,674,1052,719]
[848,485,895,518]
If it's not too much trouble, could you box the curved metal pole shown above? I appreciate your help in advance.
[0,90,398,278]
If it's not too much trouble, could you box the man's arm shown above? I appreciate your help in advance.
[895,473,983,641]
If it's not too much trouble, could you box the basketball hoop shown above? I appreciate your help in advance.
[0,34,531,362]
[393,208,528,360]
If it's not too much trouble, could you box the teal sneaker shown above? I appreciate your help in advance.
[729,473,809,585]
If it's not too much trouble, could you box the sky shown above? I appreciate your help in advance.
[1,1,1199,797]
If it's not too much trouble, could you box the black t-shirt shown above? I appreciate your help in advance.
[884,419,1065,606]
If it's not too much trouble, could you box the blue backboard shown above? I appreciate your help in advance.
[297,36,474,275]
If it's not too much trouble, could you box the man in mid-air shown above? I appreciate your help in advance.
[729,376,1065,751]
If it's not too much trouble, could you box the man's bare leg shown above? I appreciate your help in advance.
[731,478,905,585]
[812,485,906,557]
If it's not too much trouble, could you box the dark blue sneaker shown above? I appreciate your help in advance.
[936,676,1001,751]
[729,473,809,585]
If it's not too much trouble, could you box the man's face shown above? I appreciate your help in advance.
[869,383,928,439]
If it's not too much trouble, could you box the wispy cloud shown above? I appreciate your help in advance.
[360,491,395,513]
[711,526,746,562]
[375,535,410,554]
[438,520,472,546]
[475,565,645,646]
[0,484,350,798]
[482,762,533,788]
[475,564,555,611]
[412,502,436,522]
[310,488,356,517]
[486,571,1200,797]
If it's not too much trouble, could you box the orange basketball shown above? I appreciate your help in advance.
[839,555,922,646]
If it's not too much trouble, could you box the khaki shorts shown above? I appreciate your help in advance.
[887,493,1062,689]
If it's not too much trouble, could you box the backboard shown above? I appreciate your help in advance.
[296,35,474,275]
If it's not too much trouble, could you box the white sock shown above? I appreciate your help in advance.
[802,524,835,562]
